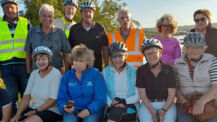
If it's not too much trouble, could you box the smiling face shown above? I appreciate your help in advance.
[117,12,132,30]
[143,47,162,67]
[3,3,18,20]
[81,8,94,24]
[111,51,127,70]
[64,4,77,20]
[161,19,172,35]
[194,14,209,31]
[186,46,204,61]
[39,9,54,27]
[35,54,50,71]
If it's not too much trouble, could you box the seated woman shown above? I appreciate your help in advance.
[175,32,217,122]
[57,44,106,122]
[0,88,12,122]
[136,39,176,122]
[10,46,62,122]
[103,42,139,122]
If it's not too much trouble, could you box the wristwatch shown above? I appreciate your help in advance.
[161,108,167,112]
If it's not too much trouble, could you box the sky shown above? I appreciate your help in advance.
[0,0,217,28]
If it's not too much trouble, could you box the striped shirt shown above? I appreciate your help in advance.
[210,57,217,83]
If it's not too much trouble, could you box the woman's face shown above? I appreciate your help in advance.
[194,14,209,31]
[144,47,162,66]
[161,19,172,35]
[186,46,204,61]
[111,51,127,70]
[73,58,87,73]
[35,54,50,71]
[39,9,54,27]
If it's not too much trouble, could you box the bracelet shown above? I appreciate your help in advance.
[161,108,167,112]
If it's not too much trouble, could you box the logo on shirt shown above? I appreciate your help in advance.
[68,82,77,87]
[87,81,93,86]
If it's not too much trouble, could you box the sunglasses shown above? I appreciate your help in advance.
[194,17,206,23]
[111,54,124,59]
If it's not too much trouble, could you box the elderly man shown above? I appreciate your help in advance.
[0,0,30,115]
[107,9,145,68]
[68,1,109,71]
[54,0,77,38]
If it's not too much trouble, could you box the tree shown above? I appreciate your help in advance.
[22,0,140,32]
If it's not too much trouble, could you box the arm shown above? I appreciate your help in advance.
[102,46,109,67]
[63,53,71,72]
[26,52,32,74]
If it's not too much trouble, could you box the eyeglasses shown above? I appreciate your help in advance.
[111,54,124,59]
[194,17,206,23]
[145,52,158,57]
[161,24,172,28]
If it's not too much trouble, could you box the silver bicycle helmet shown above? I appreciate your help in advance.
[184,32,206,47]
[1,0,18,6]
[32,46,53,59]
[108,42,128,55]
[141,38,163,53]
[80,1,96,11]
[64,0,78,8]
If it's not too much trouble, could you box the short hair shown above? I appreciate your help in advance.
[71,44,95,68]
[33,54,52,63]
[156,14,178,34]
[193,9,211,27]
[38,4,54,17]
[117,8,132,19]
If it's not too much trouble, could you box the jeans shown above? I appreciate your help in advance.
[139,102,177,122]
[177,103,217,122]
[1,64,28,116]
[63,111,102,122]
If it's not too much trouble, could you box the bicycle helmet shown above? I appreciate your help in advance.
[64,0,78,8]
[80,1,96,11]
[141,38,163,53]
[32,46,53,59]
[1,0,18,6]
[184,32,206,47]
[108,42,128,55]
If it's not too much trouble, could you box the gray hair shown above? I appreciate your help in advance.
[38,4,54,17]
[117,8,132,19]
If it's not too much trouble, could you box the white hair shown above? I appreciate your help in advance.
[117,8,132,19]
[38,4,54,17]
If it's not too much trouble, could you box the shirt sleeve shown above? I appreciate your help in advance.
[210,56,217,84]
[167,68,177,88]
[102,70,112,106]
[24,28,33,52]
[49,70,62,99]
[174,39,181,63]
[1,89,12,108]
[136,68,145,88]
[60,29,71,53]
[24,71,36,95]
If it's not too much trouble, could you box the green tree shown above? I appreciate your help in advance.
[22,0,140,32]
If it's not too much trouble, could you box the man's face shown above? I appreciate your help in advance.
[3,3,18,20]
[81,8,94,24]
[117,12,132,29]
[64,4,77,20]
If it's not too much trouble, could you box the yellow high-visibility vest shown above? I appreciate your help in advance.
[0,17,28,61]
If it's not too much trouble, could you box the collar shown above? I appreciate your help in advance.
[145,61,170,74]
[79,21,96,29]
[3,15,18,23]
[119,26,132,36]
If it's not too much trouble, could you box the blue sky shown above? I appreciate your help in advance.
[1,0,216,28]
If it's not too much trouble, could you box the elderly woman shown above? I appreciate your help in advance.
[0,88,12,122]
[25,4,71,74]
[136,39,176,122]
[191,9,217,58]
[57,44,106,122]
[10,46,62,122]
[103,42,139,122]
[175,32,217,122]
[153,14,181,66]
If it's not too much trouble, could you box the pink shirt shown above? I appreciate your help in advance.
[153,35,181,66]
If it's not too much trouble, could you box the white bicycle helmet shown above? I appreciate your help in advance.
[108,42,128,55]
[1,0,18,6]
[32,46,53,59]
[64,0,78,8]
[80,1,96,11]
[141,38,163,53]
[184,32,206,47]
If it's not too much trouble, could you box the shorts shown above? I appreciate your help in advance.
[19,107,62,122]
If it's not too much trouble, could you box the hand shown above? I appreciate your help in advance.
[111,99,119,106]
[114,103,126,108]
[150,111,157,122]
[159,110,166,122]
[64,105,74,113]
[24,110,35,117]
[77,109,90,119]
[192,100,205,115]
[10,115,20,122]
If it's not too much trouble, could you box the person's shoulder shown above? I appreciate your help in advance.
[126,64,137,72]
[51,67,62,76]
[137,64,147,73]
[71,23,82,29]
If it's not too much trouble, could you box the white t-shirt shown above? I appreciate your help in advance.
[24,67,62,114]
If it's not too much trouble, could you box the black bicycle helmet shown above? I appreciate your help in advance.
[141,38,163,53]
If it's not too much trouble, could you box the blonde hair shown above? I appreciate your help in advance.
[156,14,178,34]
[71,44,95,68]
[39,4,54,17]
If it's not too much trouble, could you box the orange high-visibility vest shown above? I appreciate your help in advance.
[107,27,145,68]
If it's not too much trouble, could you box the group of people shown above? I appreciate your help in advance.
[1,0,217,122]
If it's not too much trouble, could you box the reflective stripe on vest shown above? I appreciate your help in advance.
[0,17,28,61]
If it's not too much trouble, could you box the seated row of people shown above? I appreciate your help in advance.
[2,32,217,122]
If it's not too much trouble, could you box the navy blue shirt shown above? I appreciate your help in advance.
[0,89,11,119]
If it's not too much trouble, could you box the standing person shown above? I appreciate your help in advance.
[68,1,109,71]
[136,39,176,122]
[175,32,217,122]
[191,9,217,58]
[0,88,12,122]
[107,9,145,68]
[25,4,71,73]
[57,44,106,122]
[103,42,139,122]
[54,0,77,38]
[153,14,181,66]
[0,0,30,115]
[10,46,62,122]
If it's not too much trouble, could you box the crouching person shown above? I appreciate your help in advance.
[57,44,106,122]
[136,39,177,122]
[103,42,139,122]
